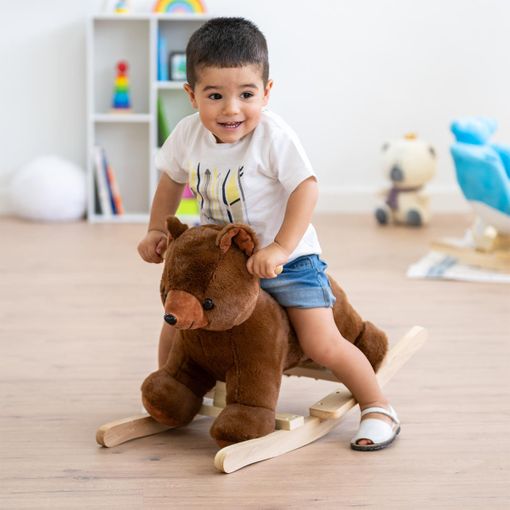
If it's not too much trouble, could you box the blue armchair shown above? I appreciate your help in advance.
[450,117,510,238]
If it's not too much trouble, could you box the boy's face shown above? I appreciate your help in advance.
[184,65,273,144]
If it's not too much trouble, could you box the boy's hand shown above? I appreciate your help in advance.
[246,242,289,278]
[137,229,168,263]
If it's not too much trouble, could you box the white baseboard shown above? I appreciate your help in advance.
[0,185,470,217]
[316,185,470,213]
[0,188,11,215]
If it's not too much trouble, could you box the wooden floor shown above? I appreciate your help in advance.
[1,214,509,509]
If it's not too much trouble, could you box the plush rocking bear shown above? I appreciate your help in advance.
[141,217,388,447]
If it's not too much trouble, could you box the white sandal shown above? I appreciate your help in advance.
[350,406,401,451]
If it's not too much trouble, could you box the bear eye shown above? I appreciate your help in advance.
[202,298,215,310]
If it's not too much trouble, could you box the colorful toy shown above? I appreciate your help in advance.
[96,218,427,472]
[111,61,131,112]
[431,118,510,271]
[114,1,130,13]
[375,133,437,227]
[176,184,199,217]
[153,0,206,13]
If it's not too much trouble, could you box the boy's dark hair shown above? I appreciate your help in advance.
[186,17,269,88]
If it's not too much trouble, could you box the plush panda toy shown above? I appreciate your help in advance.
[375,133,437,227]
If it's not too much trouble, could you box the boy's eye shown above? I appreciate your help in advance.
[208,93,222,100]
[241,92,254,99]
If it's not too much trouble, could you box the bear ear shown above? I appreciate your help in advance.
[216,224,258,257]
[166,216,188,241]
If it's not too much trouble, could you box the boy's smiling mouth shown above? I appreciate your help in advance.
[218,121,244,129]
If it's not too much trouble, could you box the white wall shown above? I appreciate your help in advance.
[1,0,510,213]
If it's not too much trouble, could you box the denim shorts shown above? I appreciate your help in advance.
[260,254,336,308]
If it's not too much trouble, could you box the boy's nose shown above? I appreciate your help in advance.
[222,100,240,115]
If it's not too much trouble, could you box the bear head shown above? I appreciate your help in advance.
[160,217,260,331]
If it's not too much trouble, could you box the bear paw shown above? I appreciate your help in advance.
[210,403,275,447]
[141,369,202,427]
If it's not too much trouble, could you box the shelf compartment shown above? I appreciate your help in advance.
[156,18,205,80]
[93,123,151,216]
[92,19,150,114]
[157,89,195,138]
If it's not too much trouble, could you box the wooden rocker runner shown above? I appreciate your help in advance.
[97,325,427,473]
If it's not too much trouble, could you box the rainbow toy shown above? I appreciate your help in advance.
[111,61,132,112]
[153,0,206,14]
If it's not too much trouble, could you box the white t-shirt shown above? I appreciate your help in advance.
[155,110,321,261]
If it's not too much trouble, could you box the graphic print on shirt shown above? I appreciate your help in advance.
[189,163,249,224]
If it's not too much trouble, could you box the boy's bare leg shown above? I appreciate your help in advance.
[158,323,177,368]
[287,307,393,447]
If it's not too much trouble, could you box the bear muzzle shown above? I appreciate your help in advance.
[163,290,209,329]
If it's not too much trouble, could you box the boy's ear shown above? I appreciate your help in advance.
[166,216,188,241]
[183,83,198,109]
[262,79,274,106]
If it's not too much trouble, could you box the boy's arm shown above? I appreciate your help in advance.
[148,173,186,233]
[138,173,186,263]
[247,176,318,278]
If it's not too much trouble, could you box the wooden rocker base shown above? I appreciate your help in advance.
[96,326,427,473]
[432,238,510,273]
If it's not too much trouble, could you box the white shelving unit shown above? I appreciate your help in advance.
[86,13,211,223]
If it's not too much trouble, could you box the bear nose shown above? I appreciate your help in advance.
[390,165,404,182]
[164,313,177,326]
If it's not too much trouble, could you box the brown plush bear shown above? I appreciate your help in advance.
[141,217,388,447]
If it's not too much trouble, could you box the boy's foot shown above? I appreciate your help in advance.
[351,406,400,451]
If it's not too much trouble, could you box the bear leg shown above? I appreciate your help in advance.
[375,206,389,225]
[210,403,275,448]
[141,368,207,427]
[406,209,423,226]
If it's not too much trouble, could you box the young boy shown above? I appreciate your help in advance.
[138,17,400,451]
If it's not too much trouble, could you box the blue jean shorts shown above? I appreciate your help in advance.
[260,254,336,308]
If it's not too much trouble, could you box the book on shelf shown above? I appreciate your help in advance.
[157,30,169,81]
[102,149,125,215]
[93,146,124,216]
[157,97,171,147]
[93,146,113,216]
[93,176,102,215]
